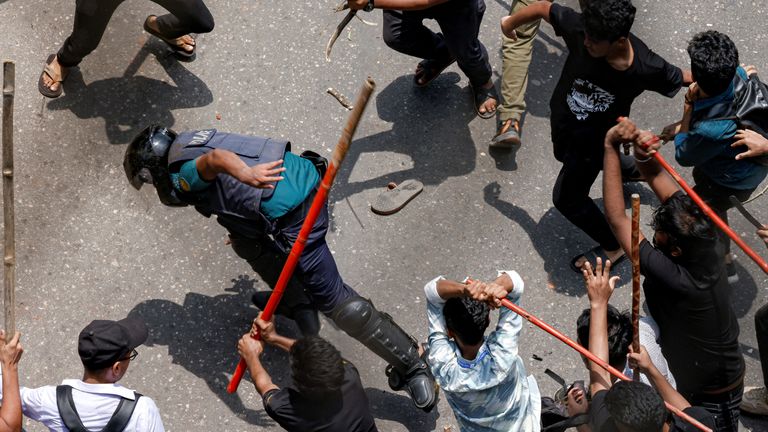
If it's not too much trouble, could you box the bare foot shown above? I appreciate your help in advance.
[477,80,498,116]
[146,16,195,54]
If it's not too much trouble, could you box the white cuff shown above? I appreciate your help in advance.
[424,275,447,305]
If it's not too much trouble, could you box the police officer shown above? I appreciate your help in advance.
[123,126,438,412]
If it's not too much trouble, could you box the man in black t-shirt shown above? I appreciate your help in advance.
[602,119,744,431]
[237,317,378,432]
[501,0,690,272]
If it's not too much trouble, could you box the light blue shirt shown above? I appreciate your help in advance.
[424,271,541,432]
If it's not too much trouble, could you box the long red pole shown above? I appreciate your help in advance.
[498,297,712,432]
[630,194,641,381]
[617,117,768,275]
[227,78,376,393]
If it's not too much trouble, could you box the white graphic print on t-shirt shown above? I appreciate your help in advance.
[566,79,616,120]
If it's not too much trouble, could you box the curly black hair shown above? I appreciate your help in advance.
[290,336,345,399]
[605,381,667,432]
[583,0,636,42]
[576,305,633,371]
[652,193,717,260]
[688,30,739,96]
[444,297,490,346]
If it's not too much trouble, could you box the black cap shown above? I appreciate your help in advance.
[78,317,148,370]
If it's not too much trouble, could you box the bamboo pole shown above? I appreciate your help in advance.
[630,194,641,381]
[2,61,15,335]
[227,77,376,393]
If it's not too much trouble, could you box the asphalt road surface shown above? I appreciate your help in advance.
[1,0,767,430]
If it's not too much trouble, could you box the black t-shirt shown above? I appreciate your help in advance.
[263,361,378,432]
[589,390,716,432]
[639,224,744,396]
[548,4,683,161]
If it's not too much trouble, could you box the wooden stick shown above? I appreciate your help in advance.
[227,77,376,393]
[2,61,16,335]
[630,193,641,381]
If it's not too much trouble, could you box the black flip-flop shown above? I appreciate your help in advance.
[569,245,627,274]
[472,83,499,120]
[413,57,456,88]
[371,180,424,215]
[38,54,68,99]
[143,15,196,59]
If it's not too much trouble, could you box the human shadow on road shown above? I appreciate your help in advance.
[47,40,212,144]
[365,388,439,431]
[330,73,477,204]
[128,275,297,427]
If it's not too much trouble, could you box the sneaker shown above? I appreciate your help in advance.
[726,260,739,285]
[491,118,521,149]
[741,386,768,415]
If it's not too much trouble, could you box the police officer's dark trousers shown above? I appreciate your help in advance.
[57,0,214,68]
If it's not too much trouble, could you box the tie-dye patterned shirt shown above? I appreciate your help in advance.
[424,271,541,432]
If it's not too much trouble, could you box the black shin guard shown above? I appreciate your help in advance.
[331,296,438,411]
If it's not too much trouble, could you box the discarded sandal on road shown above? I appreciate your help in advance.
[38,54,69,99]
[371,180,424,215]
[143,15,196,59]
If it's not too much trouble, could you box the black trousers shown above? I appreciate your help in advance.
[692,168,756,256]
[382,0,492,88]
[689,383,743,432]
[552,151,642,253]
[57,0,214,67]
[756,304,768,389]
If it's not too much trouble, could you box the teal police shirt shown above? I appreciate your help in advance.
[171,152,319,220]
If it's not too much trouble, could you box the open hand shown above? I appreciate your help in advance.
[0,330,22,368]
[732,129,768,160]
[238,160,286,189]
[583,258,619,308]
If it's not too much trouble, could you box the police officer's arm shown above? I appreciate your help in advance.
[195,149,285,189]
[347,0,450,11]
[237,335,279,396]
[0,331,23,432]
[254,317,295,353]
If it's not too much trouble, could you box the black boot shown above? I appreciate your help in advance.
[331,296,439,412]
[251,291,321,336]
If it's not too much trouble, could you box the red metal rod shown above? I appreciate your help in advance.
[227,78,376,393]
[617,117,768,275]
[630,194,641,381]
[498,297,712,432]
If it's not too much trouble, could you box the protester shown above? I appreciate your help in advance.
[0,331,23,432]
[501,0,689,273]
[123,126,438,411]
[38,0,214,98]
[580,259,717,432]
[0,317,164,431]
[346,0,498,119]
[576,306,676,388]
[422,272,540,431]
[237,317,377,432]
[603,119,744,431]
[660,31,767,283]
[740,227,768,415]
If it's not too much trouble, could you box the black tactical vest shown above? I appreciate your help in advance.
[168,129,290,237]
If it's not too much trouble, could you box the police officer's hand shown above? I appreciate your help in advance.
[237,160,286,189]
[238,333,264,362]
[0,330,22,369]
[732,129,768,161]
[253,315,278,344]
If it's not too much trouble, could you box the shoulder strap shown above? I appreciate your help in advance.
[101,392,141,432]
[542,413,590,431]
[56,385,89,432]
[56,385,142,432]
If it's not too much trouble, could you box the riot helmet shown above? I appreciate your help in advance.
[123,125,186,207]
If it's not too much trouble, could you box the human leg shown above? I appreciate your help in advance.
[151,0,215,37]
[690,384,743,432]
[553,153,624,269]
[56,0,124,67]
[495,0,540,146]
[382,9,451,64]
[741,304,768,415]
[433,0,496,116]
